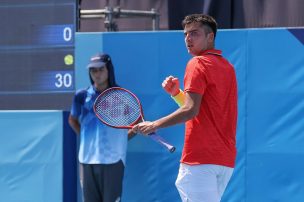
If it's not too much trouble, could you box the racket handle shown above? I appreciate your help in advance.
[148,132,176,153]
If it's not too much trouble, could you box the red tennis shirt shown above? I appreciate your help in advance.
[181,49,237,168]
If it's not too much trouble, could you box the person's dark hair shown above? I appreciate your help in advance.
[182,14,218,38]
[89,54,119,87]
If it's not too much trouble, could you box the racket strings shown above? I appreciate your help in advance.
[95,89,141,127]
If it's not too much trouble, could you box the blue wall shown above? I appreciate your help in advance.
[0,111,63,202]
[1,28,304,202]
[76,29,304,202]
[75,28,304,202]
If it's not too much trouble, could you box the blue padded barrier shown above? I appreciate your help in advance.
[0,111,63,202]
[75,28,304,202]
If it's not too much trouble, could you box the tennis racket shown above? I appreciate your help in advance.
[93,87,176,153]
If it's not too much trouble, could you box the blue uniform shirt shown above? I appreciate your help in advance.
[70,85,128,165]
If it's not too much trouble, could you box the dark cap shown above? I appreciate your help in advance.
[87,53,111,69]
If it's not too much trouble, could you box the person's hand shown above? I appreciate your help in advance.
[162,76,180,96]
[132,121,157,136]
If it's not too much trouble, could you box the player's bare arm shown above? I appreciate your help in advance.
[68,115,80,135]
[133,91,202,135]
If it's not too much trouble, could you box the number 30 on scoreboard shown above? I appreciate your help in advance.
[33,70,74,91]
[55,72,73,88]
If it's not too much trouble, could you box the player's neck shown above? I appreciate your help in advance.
[94,82,109,92]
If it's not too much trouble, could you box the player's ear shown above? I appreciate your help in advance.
[207,32,214,43]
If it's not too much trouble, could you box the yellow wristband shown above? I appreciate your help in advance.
[171,89,185,107]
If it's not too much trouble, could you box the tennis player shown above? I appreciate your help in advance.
[133,14,238,202]
[68,53,135,202]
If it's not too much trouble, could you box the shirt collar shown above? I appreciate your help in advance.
[200,49,222,56]
[87,85,95,94]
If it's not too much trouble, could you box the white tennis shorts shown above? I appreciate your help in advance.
[175,163,234,202]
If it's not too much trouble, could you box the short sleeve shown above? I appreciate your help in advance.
[184,57,207,95]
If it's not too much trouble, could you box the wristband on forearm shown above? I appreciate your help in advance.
[171,89,185,107]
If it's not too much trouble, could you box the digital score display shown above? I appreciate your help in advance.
[0,0,76,110]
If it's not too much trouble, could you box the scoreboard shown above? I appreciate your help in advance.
[0,0,76,110]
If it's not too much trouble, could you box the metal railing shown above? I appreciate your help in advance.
[80,7,160,31]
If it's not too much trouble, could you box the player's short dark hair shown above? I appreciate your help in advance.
[182,14,218,38]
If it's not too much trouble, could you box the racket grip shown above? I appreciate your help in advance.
[148,132,176,153]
